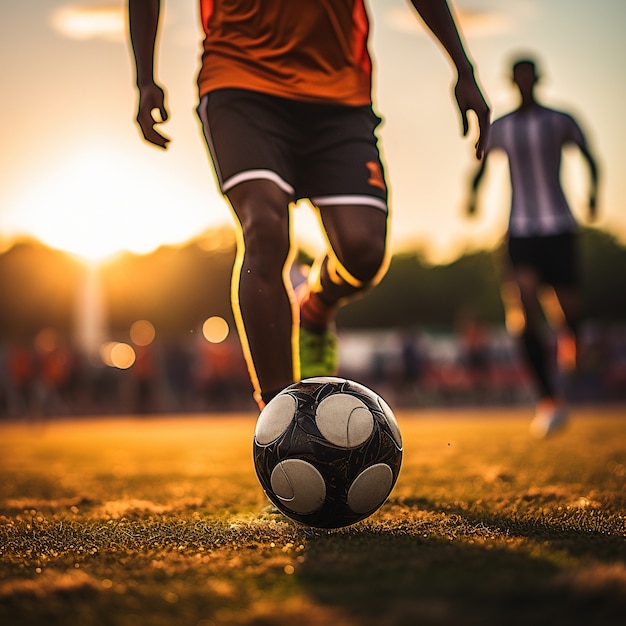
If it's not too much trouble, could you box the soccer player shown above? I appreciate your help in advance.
[129,0,490,410]
[466,56,599,437]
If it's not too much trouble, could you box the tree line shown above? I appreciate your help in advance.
[0,226,624,343]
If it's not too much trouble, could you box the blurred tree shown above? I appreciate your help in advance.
[0,226,624,341]
[101,242,236,338]
[339,226,626,330]
[580,227,626,322]
[0,241,81,340]
[337,248,506,330]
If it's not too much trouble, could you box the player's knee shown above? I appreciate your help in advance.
[343,238,387,285]
[230,186,291,267]
[244,215,290,272]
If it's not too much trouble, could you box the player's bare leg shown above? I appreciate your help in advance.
[553,284,581,373]
[298,204,388,378]
[226,179,297,408]
[514,267,568,437]
[317,204,389,304]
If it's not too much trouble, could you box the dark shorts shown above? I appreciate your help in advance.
[197,88,388,212]
[507,233,580,286]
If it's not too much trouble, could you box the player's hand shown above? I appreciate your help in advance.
[454,73,490,160]
[588,194,598,222]
[466,198,477,217]
[135,82,170,149]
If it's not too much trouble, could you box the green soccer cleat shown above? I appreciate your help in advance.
[299,326,338,379]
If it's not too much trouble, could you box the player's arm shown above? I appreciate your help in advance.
[408,0,490,159]
[580,143,600,221]
[128,0,170,149]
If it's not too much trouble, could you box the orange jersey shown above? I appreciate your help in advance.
[198,0,372,105]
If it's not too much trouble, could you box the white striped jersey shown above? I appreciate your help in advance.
[488,105,587,237]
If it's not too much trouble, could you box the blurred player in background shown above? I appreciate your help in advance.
[466,56,599,437]
[129,0,490,410]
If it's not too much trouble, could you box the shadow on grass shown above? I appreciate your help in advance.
[1,509,624,626]
[403,495,626,563]
[296,510,626,626]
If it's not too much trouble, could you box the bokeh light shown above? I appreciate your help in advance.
[34,327,60,354]
[202,316,229,344]
[130,320,156,347]
[100,342,136,369]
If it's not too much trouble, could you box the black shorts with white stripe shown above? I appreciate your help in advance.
[197,88,388,212]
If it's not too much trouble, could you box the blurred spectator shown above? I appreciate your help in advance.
[4,341,36,417]
[457,313,492,402]
[33,329,77,417]
[0,323,623,418]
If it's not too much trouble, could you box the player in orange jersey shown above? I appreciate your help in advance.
[129,0,490,409]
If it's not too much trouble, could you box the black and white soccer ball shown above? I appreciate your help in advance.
[253,377,403,529]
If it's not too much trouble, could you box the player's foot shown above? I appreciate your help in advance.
[529,400,568,439]
[296,282,338,378]
[299,326,338,379]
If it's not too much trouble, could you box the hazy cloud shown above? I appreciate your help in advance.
[50,3,125,41]
[386,5,518,38]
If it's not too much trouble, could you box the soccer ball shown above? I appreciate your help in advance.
[253,377,403,529]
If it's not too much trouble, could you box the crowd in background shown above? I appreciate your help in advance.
[1,321,625,420]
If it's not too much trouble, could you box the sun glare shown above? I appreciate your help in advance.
[5,146,213,263]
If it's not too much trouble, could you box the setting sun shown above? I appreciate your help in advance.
[2,1,625,267]
[4,146,217,263]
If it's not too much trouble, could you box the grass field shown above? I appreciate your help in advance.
[1,406,625,626]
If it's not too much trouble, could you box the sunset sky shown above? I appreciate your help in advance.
[1,0,624,264]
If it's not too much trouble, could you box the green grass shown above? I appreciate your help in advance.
[1,407,625,626]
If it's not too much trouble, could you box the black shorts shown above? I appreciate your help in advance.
[507,233,580,287]
[197,88,388,212]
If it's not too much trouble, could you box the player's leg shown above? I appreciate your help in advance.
[506,236,557,400]
[549,233,582,372]
[296,102,389,377]
[297,204,388,378]
[197,89,301,408]
[513,266,567,436]
[312,203,388,308]
[552,284,580,372]
[226,179,297,407]
[513,266,555,401]
[512,261,571,436]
